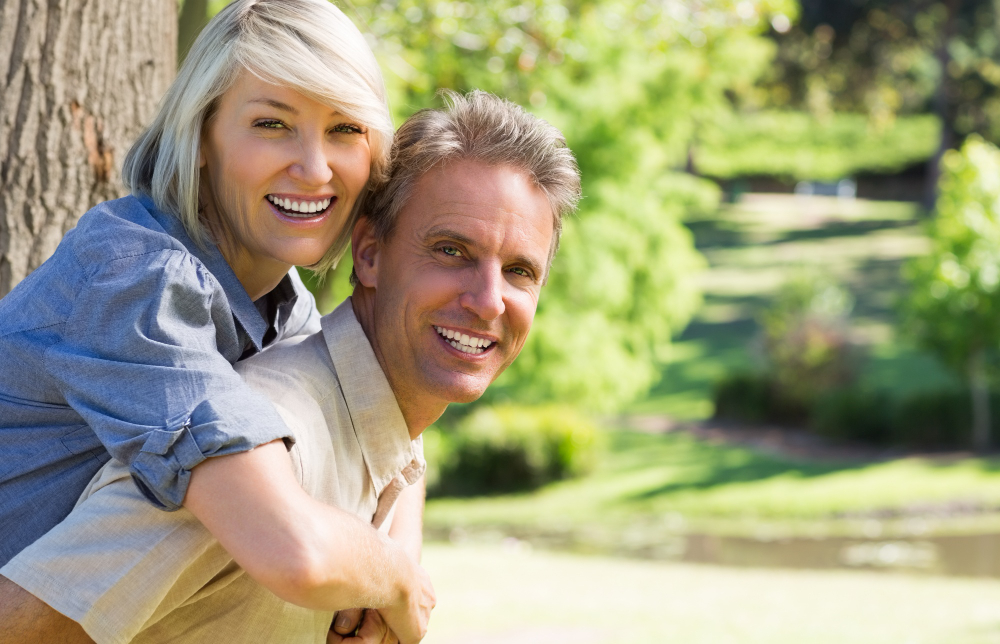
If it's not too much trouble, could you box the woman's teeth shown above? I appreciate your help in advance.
[435,326,492,355]
[267,195,332,217]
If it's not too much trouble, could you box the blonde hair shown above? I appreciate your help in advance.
[356,90,580,282]
[123,0,392,273]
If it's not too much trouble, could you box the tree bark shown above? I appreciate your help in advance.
[0,0,177,298]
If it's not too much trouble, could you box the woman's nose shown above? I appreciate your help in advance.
[290,136,334,187]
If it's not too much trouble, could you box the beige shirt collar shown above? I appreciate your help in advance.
[321,298,422,496]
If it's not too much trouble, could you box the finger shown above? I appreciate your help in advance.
[333,608,365,635]
[357,609,389,642]
[327,630,345,644]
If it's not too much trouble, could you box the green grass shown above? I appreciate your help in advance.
[425,429,1000,540]
[423,542,1000,644]
[626,193,957,420]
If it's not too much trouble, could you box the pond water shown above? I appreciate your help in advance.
[436,527,1000,578]
[679,532,1000,578]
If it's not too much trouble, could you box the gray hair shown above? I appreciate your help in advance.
[354,90,580,283]
[123,0,392,273]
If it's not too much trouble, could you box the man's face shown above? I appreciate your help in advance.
[355,160,554,411]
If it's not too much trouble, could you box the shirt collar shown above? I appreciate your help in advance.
[137,195,269,352]
[322,298,418,493]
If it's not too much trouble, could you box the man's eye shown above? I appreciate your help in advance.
[253,119,286,130]
[441,246,462,257]
[509,266,531,278]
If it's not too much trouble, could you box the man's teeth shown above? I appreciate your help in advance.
[434,326,492,354]
[267,195,332,216]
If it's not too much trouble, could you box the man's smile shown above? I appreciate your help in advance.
[434,325,496,356]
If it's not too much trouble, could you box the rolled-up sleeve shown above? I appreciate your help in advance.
[43,250,293,510]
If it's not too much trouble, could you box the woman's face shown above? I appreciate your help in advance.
[199,70,371,297]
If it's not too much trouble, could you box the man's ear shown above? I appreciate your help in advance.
[351,216,380,288]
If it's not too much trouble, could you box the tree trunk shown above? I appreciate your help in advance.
[923,0,960,212]
[970,348,991,452]
[0,0,177,298]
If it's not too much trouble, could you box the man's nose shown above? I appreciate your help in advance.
[289,135,334,186]
[460,263,506,321]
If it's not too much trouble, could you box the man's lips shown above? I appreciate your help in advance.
[434,325,497,356]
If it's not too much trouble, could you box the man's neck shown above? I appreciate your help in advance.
[349,290,448,440]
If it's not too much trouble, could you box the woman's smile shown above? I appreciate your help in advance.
[265,193,339,228]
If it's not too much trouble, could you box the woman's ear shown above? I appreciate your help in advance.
[351,217,380,288]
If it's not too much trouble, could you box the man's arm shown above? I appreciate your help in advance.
[0,576,92,644]
[333,474,428,638]
[184,440,435,644]
[388,475,426,564]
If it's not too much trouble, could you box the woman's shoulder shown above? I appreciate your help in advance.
[67,195,189,266]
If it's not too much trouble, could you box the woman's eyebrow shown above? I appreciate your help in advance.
[248,97,298,114]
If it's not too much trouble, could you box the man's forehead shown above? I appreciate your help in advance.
[405,161,553,234]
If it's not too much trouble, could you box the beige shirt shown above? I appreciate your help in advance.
[1,299,424,644]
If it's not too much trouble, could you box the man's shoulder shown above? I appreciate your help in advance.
[236,331,338,397]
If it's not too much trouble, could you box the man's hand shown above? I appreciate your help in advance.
[377,563,435,644]
[332,608,366,636]
[328,609,397,644]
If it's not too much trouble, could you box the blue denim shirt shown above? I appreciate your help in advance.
[0,195,321,566]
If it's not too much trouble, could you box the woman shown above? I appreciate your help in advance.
[0,0,432,641]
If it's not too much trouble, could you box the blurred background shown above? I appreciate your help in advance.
[9,0,1000,641]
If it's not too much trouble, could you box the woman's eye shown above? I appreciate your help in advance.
[332,123,365,135]
[253,119,286,130]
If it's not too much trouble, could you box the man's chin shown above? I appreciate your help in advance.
[429,377,491,405]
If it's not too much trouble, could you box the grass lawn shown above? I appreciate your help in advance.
[425,429,1000,542]
[422,542,1000,644]
[628,193,959,421]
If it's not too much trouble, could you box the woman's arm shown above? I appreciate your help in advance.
[184,441,435,644]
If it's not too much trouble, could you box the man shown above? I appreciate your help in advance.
[0,90,581,644]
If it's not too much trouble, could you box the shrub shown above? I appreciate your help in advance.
[429,405,599,497]
[713,374,997,450]
[811,388,894,445]
[890,390,972,450]
[759,272,858,407]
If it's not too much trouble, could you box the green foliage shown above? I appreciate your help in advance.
[322,0,799,410]
[903,136,1000,372]
[695,111,940,181]
[756,2,1000,144]
[428,404,599,497]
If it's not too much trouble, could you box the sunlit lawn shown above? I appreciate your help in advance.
[423,542,1000,644]
[628,193,958,421]
[425,430,1000,542]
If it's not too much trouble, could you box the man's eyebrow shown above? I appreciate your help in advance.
[424,226,475,247]
[425,226,545,278]
[248,98,299,115]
